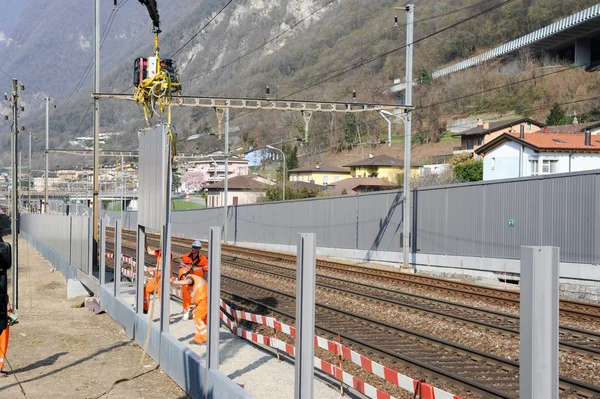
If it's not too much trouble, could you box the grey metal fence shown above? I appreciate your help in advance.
[20,214,91,272]
[97,170,600,265]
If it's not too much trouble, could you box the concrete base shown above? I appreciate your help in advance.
[67,278,91,299]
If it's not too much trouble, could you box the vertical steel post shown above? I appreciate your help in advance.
[520,246,559,399]
[223,107,229,243]
[92,0,100,274]
[294,233,316,399]
[207,227,222,371]
[401,4,414,268]
[160,223,171,333]
[114,219,122,297]
[99,217,106,284]
[135,225,146,314]
[28,132,31,211]
[44,97,49,214]
[10,79,19,309]
[120,153,124,223]
[160,132,173,333]
[87,215,93,275]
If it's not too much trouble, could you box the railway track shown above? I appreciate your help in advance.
[110,227,600,323]
[103,237,600,398]
[221,276,600,399]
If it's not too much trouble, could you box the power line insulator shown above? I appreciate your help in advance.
[266,85,270,99]
[352,90,356,103]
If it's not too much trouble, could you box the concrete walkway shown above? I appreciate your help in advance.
[0,236,187,399]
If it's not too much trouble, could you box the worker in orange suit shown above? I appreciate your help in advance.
[178,240,208,319]
[0,299,13,377]
[171,271,208,345]
[143,242,173,314]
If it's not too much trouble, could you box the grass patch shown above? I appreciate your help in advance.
[171,200,206,210]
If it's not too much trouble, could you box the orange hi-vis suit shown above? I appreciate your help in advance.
[143,250,173,312]
[0,325,8,370]
[186,274,208,344]
[179,251,208,312]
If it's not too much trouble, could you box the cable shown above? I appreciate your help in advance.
[420,63,589,111]
[184,0,337,83]
[0,66,11,80]
[169,0,234,58]
[281,0,515,100]
[60,102,94,150]
[276,0,496,89]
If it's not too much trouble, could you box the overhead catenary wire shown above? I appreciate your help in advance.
[184,0,337,83]
[169,0,234,58]
[281,0,516,100]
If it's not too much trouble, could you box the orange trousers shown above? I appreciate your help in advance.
[193,299,208,344]
[0,325,9,370]
[143,273,162,312]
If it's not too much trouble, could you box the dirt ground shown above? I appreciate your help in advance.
[0,236,188,399]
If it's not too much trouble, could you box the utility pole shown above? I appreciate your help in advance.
[223,107,229,244]
[92,0,100,271]
[44,97,51,214]
[399,4,414,269]
[10,79,21,309]
[28,132,32,212]
[18,152,22,211]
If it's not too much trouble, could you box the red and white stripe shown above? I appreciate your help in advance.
[217,300,463,399]
[314,358,394,399]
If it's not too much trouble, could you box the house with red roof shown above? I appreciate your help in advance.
[474,127,600,180]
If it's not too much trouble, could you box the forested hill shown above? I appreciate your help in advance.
[0,0,598,168]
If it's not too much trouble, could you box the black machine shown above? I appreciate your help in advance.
[133,57,180,89]
[0,240,11,333]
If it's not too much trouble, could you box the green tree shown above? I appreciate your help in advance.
[545,103,571,126]
[454,161,483,182]
[283,145,298,178]
[172,173,181,192]
[418,67,432,87]
[344,114,357,145]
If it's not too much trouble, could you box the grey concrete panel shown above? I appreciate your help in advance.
[138,124,166,231]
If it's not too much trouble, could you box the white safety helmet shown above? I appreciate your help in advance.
[192,240,202,249]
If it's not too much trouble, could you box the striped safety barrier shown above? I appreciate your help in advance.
[219,300,462,399]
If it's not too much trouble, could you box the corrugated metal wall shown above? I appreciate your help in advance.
[137,124,167,231]
[20,214,90,271]
[95,170,600,265]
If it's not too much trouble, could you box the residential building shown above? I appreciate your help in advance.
[343,154,418,181]
[453,118,544,153]
[205,175,273,207]
[289,181,328,194]
[328,177,398,196]
[535,120,600,134]
[475,130,600,181]
[188,153,249,184]
[288,165,350,186]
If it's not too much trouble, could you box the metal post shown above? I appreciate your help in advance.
[120,153,124,223]
[44,97,49,214]
[267,145,286,201]
[87,215,93,275]
[520,246,559,399]
[207,227,222,370]
[10,79,19,309]
[28,132,31,212]
[160,223,171,333]
[135,225,145,314]
[223,107,229,244]
[379,111,392,147]
[114,219,122,297]
[99,217,106,285]
[18,152,22,211]
[294,233,316,399]
[92,0,100,274]
[160,132,173,333]
[402,4,414,269]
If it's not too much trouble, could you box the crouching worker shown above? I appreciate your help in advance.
[178,240,208,319]
[143,241,173,314]
[170,271,208,345]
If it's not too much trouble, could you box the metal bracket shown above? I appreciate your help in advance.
[301,110,313,142]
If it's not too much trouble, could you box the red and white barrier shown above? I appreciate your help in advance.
[219,300,463,399]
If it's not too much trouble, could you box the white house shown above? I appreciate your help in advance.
[205,175,274,207]
[475,129,600,181]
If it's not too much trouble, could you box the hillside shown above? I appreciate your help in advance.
[0,0,599,170]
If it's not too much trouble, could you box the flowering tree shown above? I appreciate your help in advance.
[182,169,208,193]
